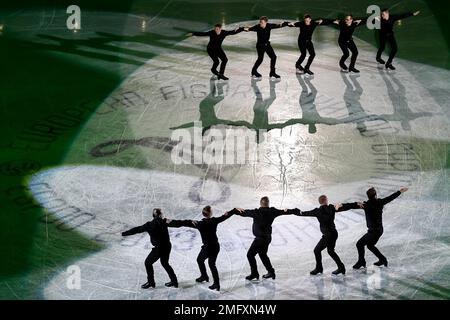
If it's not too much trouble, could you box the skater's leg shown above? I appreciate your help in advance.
[366,231,387,263]
[160,245,178,284]
[296,40,307,69]
[367,243,386,261]
[348,39,359,69]
[217,48,228,75]
[196,246,209,279]
[356,233,370,266]
[265,44,277,75]
[207,244,220,285]
[339,41,350,69]
[258,238,275,273]
[313,236,327,271]
[252,44,265,74]
[326,233,344,268]
[386,35,398,66]
[247,239,260,275]
[144,247,160,283]
[208,48,220,75]
[376,35,386,62]
[304,41,316,70]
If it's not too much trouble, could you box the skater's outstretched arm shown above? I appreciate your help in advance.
[317,18,334,26]
[335,202,365,210]
[244,24,259,32]
[393,11,420,21]
[121,222,149,236]
[188,30,212,37]
[166,219,197,228]
[380,187,408,206]
[268,21,289,29]
[232,208,257,217]
[273,208,301,217]
[295,208,319,217]
[224,27,244,36]
[354,18,368,26]
[214,211,234,223]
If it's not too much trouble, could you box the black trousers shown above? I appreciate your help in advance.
[144,244,178,283]
[197,243,221,285]
[297,39,316,69]
[376,33,398,65]
[207,46,228,75]
[252,42,277,74]
[314,230,344,269]
[247,236,274,275]
[339,39,358,69]
[356,228,386,262]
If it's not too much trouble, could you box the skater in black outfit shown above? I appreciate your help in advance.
[170,206,233,291]
[376,9,420,70]
[188,24,244,80]
[121,208,179,289]
[231,196,297,281]
[244,16,289,79]
[289,15,333,75]
[295,195,355,275]
[350,187,408,269]
[334,15,367,73]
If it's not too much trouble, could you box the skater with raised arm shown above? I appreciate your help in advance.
[121,208,179,289]
[169,206,233,291]
[295,195,355,275]
[289,15,333,75]
[334,15,367,73]
[375,9,420,70]
[230,196,297,281]
[350,187,408,269]
[187,23,244,80]
[244,16,289,79]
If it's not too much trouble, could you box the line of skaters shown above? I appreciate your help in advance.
[122,186,408,292]
[186,9,420,79]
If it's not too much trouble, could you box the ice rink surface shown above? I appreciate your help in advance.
[24,17,450,299]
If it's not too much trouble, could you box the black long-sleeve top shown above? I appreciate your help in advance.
[295,203,354,234]
[122,217,178,247]
[338,19,367,42]
[193,28,244,48]
[230,207,297,238]
[347,191,402,231]
[291,19,333,41]
[248,22,288,44]
[380,13,414,35]
[170,212,233,246]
